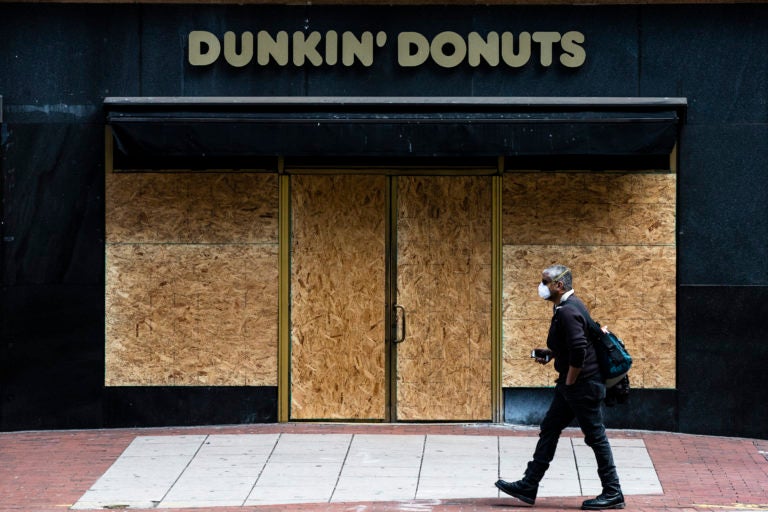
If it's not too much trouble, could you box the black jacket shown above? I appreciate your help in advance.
[546,294,601,384]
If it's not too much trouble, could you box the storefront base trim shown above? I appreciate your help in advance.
[102,386,676,430]
[503,387,678,432]
[103,386,278,428]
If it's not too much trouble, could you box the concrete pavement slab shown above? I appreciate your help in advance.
[69,432,666,509]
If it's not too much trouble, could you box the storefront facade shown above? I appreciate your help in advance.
[1,2,766,438]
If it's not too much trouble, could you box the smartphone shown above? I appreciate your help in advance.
[531,349,550,362]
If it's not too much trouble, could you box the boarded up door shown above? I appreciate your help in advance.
[290,174,492,421]
[290,175,388,420]
[394,176,492,421]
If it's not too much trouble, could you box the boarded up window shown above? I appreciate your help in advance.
[105,172,279,386]
[502,172,676,389]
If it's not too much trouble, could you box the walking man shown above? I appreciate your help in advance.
[495,264,624,510]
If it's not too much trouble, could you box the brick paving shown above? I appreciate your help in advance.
[1,423,767,512]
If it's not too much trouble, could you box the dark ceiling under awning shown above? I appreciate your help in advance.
[105,97,687,170]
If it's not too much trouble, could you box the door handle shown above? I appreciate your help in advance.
[394,305,406,344]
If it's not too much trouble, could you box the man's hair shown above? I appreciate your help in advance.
[544,264,573,290]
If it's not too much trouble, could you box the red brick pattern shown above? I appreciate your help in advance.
[1,424,766,512]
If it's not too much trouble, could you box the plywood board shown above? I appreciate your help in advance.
[106,243,278,386]
[107,173,278,244]
[290,175,387,420]
[396,176,492,420]
[502,173,676,246]
[105,172,279,386]
[502,173,676,389]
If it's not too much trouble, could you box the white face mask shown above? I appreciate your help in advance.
[538,282,551,300]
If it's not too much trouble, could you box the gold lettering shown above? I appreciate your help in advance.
[431,31,467,68]
[398,32,430,67]
[376,31,387,48]
[187,28,586,70]
[560,31,586,68]
[342,31,374,67]
[500,32,531,67]
[257,31,289,66]
[326,31,339,65]
[468,31,499,67]
[223,31,253,68]
[188,30,221,66]
[532,31,561,67]
[292,31,323,66]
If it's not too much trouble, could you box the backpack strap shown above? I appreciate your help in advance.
[558,299,603,343]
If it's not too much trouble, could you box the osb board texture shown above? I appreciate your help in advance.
[107,173,278,244]
[290,175,388,420]
[396,176,492,421]
[105,172,279,386]
[502,172,676,390]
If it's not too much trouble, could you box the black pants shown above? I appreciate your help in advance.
[527,378,621,492]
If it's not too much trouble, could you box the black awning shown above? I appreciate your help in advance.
[105,97,686,170]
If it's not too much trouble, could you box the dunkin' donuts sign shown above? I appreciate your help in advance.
[188,30,586,69]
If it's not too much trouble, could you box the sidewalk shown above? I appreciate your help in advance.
[1,423,767,512]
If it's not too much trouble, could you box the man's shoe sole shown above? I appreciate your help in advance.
[581,502,626,510]
[495,481,535,505]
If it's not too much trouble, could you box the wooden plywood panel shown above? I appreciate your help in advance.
[396,176,492,421]
[105,172,279,386]
[502,172,676,389]
[106,243,278,386]
[107,173,188,243]
[107,173,278,244]
[502,173,676,246]
[290,175,387,420]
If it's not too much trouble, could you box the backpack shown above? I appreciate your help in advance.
[561,300,633,392]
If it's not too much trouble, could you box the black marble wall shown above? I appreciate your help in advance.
[1,3,766,437]
[104,387,278,428]
[504,389,678,432]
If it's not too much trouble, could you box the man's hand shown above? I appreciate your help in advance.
[565,365,582,385]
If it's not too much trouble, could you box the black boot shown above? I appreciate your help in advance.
[495,461,546,505]
[495,478,538,505]
[581,490,625,510]
[585,444,623,509]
